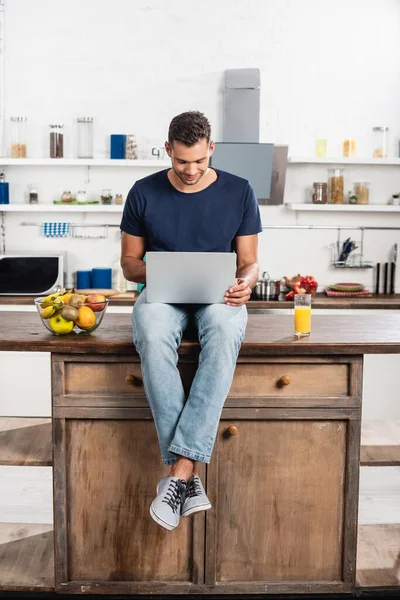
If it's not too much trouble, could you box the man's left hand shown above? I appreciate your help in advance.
[224,278,252,306]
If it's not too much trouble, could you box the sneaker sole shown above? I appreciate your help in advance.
[149,503,179,531]
[181,502,212,517]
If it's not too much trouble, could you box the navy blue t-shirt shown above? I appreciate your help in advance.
[120,169,262,252]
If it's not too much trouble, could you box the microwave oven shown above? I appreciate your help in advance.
[0,253,65,295]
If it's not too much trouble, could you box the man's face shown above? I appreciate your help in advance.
[165,138,214,187]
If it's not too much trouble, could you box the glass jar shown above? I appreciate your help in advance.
[125,134,137,159]
[28,183,38,204]
[328,168,344,204]
[315,139,326,157]
[372,126,388,158]
[77,117,93,158]
[343,139,356,158]
[100,188,112,204]
[76,190,87,204]
[312,182,327,204]
[115,193,123,205]
[354,181,370,205]
[11,117,27,158]
[61,190,73,203]
[49,125,64,158]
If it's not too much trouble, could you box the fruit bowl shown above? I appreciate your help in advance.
[34,292,109,335]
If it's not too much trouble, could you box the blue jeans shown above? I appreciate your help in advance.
[132,288,248,465]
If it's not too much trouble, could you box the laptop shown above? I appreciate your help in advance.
[146,252,237,304]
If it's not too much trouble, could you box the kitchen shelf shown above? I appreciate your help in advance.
[356,524,400,588]
[288,156,400,166]
[286,203,400,212]
[360,420,400,467]
[0,417,52,466]
[0,158,170,167]
[0,204,123,213]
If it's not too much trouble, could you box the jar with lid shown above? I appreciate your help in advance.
[49,125,64,158]
[76,190,87,204]
[77,117,93,158]
[115,193,123,205]
[354,181,370,205]
[28,183,38,204]
[125,134,137,159]
[11,117,27,158]
[312,182,327,204]
[328,168,344,204]
[100,188,112,205]
[61,190,73,203]
[372,126,389,158]
[343,139,356,158]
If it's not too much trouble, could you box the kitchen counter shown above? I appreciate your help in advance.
[1,292,400,309]
[1,311,400,595]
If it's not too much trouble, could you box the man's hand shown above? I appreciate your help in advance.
[224,278,252,307]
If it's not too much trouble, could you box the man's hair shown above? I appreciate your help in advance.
[168,111,211,147]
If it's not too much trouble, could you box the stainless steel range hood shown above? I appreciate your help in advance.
[212,68,288,205]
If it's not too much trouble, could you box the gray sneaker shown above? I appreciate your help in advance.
[181,475,212,517]
[150,476,187,531]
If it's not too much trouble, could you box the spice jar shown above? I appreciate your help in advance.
[50,125,64,158]
[100,188,112,204]
[61,190,73,203]
[372,126,389,158]
[11,117,27,158]
[312,182,327,204]
[115,193,123,205]
[354,181,370,205]
[328,168,344,204]
[77,117,93,158]
[76,190,87,204]
[28,183,38,204]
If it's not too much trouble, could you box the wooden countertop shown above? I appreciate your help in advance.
[1,293,400,309]
[1,312,400,356]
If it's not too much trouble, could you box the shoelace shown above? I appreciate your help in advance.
[186,476,202,499]
[162,479,186,513]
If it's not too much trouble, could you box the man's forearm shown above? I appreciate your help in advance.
[236,263,259,289]
[121,257,147,284]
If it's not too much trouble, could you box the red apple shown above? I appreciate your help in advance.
[85,294,107,312]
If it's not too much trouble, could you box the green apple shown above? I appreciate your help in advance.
[49,312,75,335]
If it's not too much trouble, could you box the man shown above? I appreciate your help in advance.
[120,111,262,531]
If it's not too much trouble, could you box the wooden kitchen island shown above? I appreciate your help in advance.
[1,312,400,596]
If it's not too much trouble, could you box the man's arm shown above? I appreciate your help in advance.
[120,232,147,284]
[224,234,260,306]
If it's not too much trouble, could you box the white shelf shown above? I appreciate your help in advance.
[288,156,400,165]
[0,204,123,213]
[285,203,400,212]
[0,158,170,167]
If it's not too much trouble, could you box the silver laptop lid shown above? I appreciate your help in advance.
[146,252,237,304]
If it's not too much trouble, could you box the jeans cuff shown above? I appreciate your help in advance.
[161,457,177,465]
[168,444,211,464]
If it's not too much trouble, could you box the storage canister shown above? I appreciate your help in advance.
[11,117,27,158]
[372,126,389,158]
[312,182,327,204]
[49,125,64,158]
[328,168,344,204]
[77,117,93,158]
[354,181,370,205]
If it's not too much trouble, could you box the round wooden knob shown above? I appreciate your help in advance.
[226,425,238,437]
[125,374,143,387]
[278,375,291,387]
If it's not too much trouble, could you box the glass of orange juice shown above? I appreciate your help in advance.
[294,294,311,337]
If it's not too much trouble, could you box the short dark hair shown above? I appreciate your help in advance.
[168,111,211,147]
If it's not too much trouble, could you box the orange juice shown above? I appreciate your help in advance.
[294,305,311,335]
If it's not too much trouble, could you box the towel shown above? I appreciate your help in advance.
[42,222,71,238]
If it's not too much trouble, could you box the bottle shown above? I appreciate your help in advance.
[0,171,9,204]
[49,125,64,158]
[77,117,94,158]
[10,117,27,158]
[28,183,38,204]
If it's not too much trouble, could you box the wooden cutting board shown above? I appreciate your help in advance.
[76,289,120,297]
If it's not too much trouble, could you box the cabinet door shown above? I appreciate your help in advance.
[53,417,205,592]
[206,414,359,594]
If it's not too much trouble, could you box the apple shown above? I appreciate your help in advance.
[49,312,75,335]
[85,294,107,312]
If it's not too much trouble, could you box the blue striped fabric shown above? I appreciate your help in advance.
[42,222,71,238]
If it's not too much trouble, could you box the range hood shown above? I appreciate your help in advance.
[211,68,288,205]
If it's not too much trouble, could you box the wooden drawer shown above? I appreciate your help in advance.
[229,362,349,398]
[61,360,197,397]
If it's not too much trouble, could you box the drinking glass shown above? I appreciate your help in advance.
[294,294,311,337]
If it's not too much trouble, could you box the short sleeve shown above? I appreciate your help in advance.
[235,182,263,236]
[120,184,146,237]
